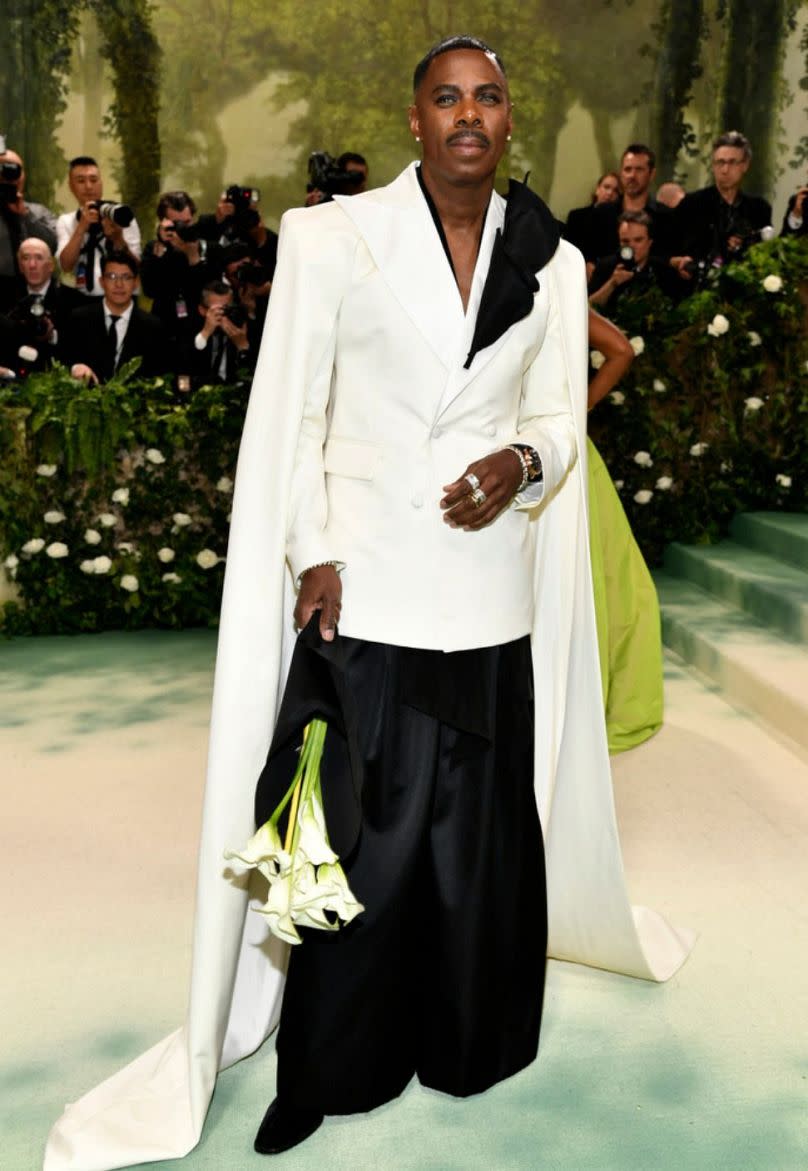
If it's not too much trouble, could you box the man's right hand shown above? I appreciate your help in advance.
[671,255,694,281]
[294,565,342,642]
[71,363,99,385]
[77,202,100,232]
[610,265,634,288]
[201,303,225,339]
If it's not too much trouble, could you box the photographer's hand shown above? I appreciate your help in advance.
[101,218,125,247]
[220,315,249,352]
[216,197,235,224]
[671,256,694,281]
[70,363,99,385]
[201,303,224,340]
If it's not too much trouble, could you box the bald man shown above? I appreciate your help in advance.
[1,238,81,372]
[0,142,57,311]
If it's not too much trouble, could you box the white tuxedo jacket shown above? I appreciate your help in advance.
[285,163,577,650]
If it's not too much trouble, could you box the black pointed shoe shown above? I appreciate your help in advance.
[253,1098,324,1155]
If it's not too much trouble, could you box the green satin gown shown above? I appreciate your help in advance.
[588,438,664,753]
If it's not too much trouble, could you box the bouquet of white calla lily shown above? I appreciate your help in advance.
[225,718,364,945]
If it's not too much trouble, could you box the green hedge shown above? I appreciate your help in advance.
[1,236,806,635]
[0,366,247,635]
[589,235,808,564]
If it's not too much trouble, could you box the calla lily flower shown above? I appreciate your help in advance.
[256,872,302,946]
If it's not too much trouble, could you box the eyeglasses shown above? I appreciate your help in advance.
[713,158,745,168]
[103,272,136,283]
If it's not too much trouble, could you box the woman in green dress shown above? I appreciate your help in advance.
[587,309,663,752]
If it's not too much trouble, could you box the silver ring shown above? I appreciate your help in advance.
[471,486,487,507]
[465,472,481,492]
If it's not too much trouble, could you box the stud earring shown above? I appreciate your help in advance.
[415,136,421,142]
[507,134,512,142]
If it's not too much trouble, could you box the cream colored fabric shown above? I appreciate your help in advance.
[45,165,693,1171]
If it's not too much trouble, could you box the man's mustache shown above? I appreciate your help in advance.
[447,129,490,147]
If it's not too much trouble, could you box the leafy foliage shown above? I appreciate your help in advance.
[0,369,249,635]
[589,235,808,564]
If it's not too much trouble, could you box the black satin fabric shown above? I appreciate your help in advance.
[269,625,547,1114]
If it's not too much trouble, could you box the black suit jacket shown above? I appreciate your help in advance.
[63,299,168,382]
[2,281,84,372]
[675,185,772,262]
[584,197,674,264]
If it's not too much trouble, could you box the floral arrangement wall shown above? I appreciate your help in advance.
[588,236,808,564]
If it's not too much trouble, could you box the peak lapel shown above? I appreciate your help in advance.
[335,164,464,371]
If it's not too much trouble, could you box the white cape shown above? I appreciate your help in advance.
[45,183,694,1171]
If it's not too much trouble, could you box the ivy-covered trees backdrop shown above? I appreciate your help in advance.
[1,0,806,224]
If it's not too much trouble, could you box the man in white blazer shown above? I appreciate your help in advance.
[45,35,692,1171]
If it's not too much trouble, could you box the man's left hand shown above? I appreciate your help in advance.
[441,449,523,530]
[220,315,249,351]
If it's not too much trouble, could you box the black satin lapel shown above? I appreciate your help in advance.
[464,179,561,369]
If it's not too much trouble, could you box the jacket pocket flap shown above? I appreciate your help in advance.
[323,437,382,481]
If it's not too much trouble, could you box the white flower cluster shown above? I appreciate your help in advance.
[634,489,653,504]
[762,274,783,293]
[610,391,625,405]
[589,350,606,370]
[690,442,709,457]
[707,314,729,337]
[775,473,792,489]
[629,336,645,356]
[744,396,764,413]
[747,332,762,348]
[36,464,57,477]
[112,487,130,505]
[634,451,653,468]
[145,448,166,465]
[653,379,666,393]
[655,476,673,491]
[196,548,221,570]
[80,555,112,575]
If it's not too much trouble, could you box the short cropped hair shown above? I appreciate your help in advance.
[618,210,653,234]
[622,143,656,170]
[412,35,506,93]
[712,131,752,162]
[69,156,98,170]
[100,251,138,277]
[337,152,367,171]
[156,190,197,219]
[201,280,232,305]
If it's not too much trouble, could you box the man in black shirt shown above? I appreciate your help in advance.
[584,144,673,271]
[140,190,220,343]
[671,132,772,282]
[589,211,679,313]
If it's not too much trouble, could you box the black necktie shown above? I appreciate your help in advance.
[107,314,121,371]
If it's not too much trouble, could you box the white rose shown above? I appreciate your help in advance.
[4,553,19,571]
[18,345,38,363]
[196,548,220,570]
[162,572,182,584]
[720,460,733,473]
[79,560,96,574]
[634,451,653,468]
[158,546,175,563]
[747,331,762,347]
[652,379,666,393]
[172,512,192,527]
[610,391,625,405]
[614,480,624,490]
[44,510,65,524]
[775,473,792,488]
[589,350,606,370]
[655,476,673,491]
[120,574,139,592]
[21,538,45,554]
[629,336,645,356]
[116,542,134,554]
[762,274,783,293]
[36,464,57,477]
[92,555,112,574]
[84,528,102,545]
[145,448,166,464]
[633,489,653,504]
[98,512,117,528]
[216,476,234,493]
[112,487,130,505]
[744,396,764,413]
[690,442,709,457]
[45,542,69,558]
[707,314,730,337]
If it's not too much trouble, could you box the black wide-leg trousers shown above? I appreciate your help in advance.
[274,634,547,1115]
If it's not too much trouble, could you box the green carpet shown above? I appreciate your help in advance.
[3,632,808,1170]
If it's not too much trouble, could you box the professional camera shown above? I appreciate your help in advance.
[233,261,269,287]
[0,159,22,205]
[307,152,364,200]
[161,219,200,244]
[7,293,50,339]
[91,200,135,228]
[223,302,248,328]
[222,185,261,232]
[617,244,638,273]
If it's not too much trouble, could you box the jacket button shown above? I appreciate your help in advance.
[432,427,443,439]
[485,424,496,437]
[411,493,424,508]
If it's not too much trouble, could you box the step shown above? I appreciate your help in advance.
[730,512,808,573]
[663,540,808,644]
[655,571,808,752]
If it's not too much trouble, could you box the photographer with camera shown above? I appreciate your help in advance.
[222,242,272,337]
[671,132,772,284]
[781,183,807,237]
[140,190,221,342]
[588,211,679,313]
[305,151,368,206]
[582,145,674,275]
[56,156,141,297]
[0,138,58,312]
[176,279,254,387]
[1,238,82,374]
[197,184,278,281]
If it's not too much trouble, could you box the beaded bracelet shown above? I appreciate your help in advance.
[504,445,530,493]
